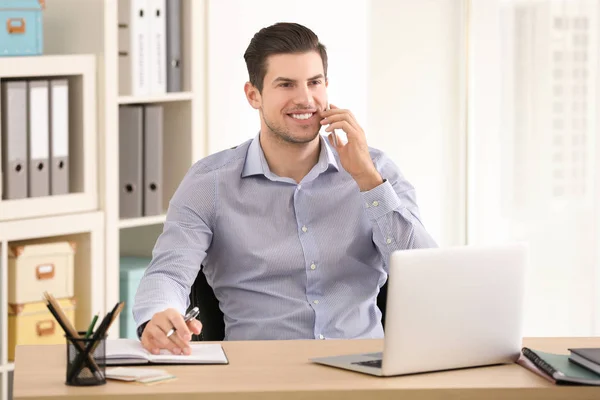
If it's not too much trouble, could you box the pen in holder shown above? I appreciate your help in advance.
[65,331,107,386]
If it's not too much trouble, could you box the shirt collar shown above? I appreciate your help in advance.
[242,132,339,178]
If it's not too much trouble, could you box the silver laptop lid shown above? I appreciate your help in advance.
[381,243,528,376]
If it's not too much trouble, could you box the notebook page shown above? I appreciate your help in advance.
[105,338,150,360]
[148,343,227,364]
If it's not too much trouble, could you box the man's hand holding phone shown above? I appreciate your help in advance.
[141,307,202,355]
[320,104,384,192]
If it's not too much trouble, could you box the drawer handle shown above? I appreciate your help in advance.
[36,320,56,337]
[6,18,26,34]
[36,264,55,280]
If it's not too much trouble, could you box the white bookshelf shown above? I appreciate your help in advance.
[0,211,105,400]
[39,0,207,343]
[0,54,98,221]
[118,91,194,104]
[118,213,167,229]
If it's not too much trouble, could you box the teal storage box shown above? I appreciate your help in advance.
[0,0,44,56]
[119,256,150,339]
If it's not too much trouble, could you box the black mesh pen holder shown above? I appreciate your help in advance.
[65,332,107,386]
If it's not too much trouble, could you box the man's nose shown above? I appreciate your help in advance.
[293,84,314,106]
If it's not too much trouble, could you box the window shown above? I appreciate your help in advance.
[469,0,599,336]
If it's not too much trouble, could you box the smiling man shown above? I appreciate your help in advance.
[133,22,437,355]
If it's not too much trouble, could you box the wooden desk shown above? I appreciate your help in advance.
[13,337,600,400]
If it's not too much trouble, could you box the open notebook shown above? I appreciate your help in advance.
[102,339,229,366]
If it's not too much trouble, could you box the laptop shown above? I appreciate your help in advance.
[311,242,528,376]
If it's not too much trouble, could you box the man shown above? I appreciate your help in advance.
[133,22,437,355]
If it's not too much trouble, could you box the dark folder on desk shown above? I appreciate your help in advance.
[519,347,600,385]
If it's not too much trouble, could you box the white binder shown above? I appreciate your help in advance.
[118,0,151,96]
[27,80,50,197]
[49,79,69,195]
[148,0,166,93]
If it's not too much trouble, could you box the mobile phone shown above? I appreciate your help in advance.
[326,104,338,147]
[166,306,199,338]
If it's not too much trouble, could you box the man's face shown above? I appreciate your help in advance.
[246,51,328,144]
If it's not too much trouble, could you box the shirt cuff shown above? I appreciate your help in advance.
[362,179,402,220]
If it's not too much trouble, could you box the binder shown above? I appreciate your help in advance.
[142,105,163,216]
[49,79,70,195]
[27,80,50,198]
[1,81,28,200]
[118,0,151,96]
[119,106,143,219]
[166,0,182,92]
[148,0,167,94]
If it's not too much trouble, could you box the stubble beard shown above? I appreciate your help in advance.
[262,108,320,145]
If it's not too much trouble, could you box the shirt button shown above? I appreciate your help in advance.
[310,263,316,270]
[302,226,308,233]
[297,184,301,190]
[319,334,325,340]
[372,201,379,207]
[386,238,392,244]
[313,300,319,305]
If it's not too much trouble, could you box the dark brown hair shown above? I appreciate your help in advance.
[244,22,328,92]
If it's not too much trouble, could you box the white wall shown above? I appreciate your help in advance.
[206,0,369,154]
[368,0,465,246]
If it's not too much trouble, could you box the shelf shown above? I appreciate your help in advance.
[119,214,166,229]
[0,363,14,373]
[0,54,95,78]
[118,92,194,104]
[1,213,105,364]
[0,54,98,221]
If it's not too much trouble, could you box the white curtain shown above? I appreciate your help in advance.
[468,0,600,336]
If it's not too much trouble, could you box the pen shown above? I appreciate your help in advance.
[85,314,98,338]
[166,307,200,338]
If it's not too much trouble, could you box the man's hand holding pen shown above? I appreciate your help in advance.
[141,307,202,355]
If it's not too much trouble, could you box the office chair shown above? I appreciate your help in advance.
[188,267,389,341]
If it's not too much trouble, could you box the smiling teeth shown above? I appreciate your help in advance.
[290,113,313,120]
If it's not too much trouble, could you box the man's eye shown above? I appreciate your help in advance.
[279,83,292,88]
[310,80,322,85]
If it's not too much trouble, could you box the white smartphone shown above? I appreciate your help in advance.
[326,103,338,147]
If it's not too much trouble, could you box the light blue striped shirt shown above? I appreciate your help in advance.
[133,134,437,340]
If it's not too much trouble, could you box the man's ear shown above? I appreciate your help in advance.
[244,82,261,109]
[325,77,329,88]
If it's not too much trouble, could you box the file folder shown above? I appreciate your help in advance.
[1,81,28,200]
[118,0,151,96]
[49,79,70,195]
[27,80,50,197]
[142,105,163,216]
[166,0,181,92]
[119,106,143,219]
[149,0,166,94]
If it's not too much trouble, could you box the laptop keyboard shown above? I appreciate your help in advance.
[352,359,382,368]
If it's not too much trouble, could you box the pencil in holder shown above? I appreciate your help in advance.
[65,331,106,386]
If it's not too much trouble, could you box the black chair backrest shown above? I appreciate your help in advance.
[189,267,389,341]
[189,266,225,341]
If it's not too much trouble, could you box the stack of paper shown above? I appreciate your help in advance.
[106,367,175,384]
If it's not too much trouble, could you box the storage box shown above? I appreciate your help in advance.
[119,256,150,339]
[8,297,76,361]
[0,0,44,56]
[8,240,76,304]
